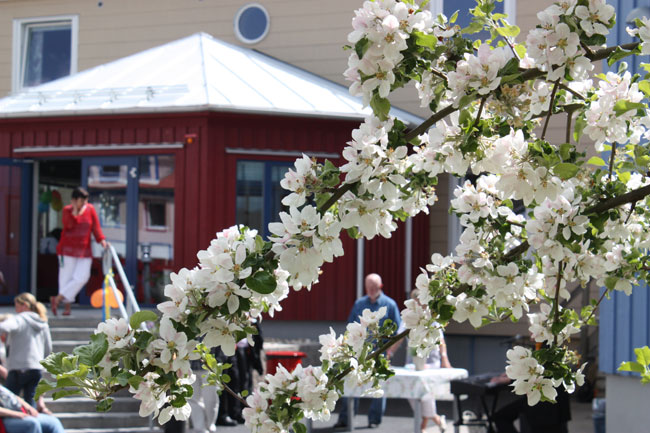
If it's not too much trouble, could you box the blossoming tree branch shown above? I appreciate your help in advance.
[35,0,650,431]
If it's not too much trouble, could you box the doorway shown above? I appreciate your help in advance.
[36,156,176,305]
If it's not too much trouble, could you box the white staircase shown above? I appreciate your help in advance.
[46,313,163,433]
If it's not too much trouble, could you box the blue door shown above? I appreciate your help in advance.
[0,159,33,302]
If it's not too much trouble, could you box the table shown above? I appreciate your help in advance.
[342,366,469,433]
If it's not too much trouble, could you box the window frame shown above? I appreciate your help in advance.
[11,14,79,92]
[234,3,271,45]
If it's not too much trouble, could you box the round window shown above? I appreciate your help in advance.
[234,3,270,44]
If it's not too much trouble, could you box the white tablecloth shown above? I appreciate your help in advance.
[340,366,469,433]
[344,366,469,399]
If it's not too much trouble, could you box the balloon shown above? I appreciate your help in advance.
[90,287,124,309]
[50,199,63,212]
[51,190,61,202]
[39,190,52,204]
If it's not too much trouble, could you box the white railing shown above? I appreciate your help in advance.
[101,244,144,328]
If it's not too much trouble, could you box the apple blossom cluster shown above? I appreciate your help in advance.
[409,115,471,178]
[447,44,510,105]
[344,0,435,105]
[525,0,613,81]
[583,71,646,151]
[242,308,395,432]
[627,16,650,55]
[338,115,438,238]
[505,346,559,406]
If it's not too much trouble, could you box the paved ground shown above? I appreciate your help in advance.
[211,397,595,433]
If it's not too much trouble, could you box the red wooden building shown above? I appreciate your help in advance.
[0,33,429,320]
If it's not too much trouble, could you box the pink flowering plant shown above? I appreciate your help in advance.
[35,0,650,430]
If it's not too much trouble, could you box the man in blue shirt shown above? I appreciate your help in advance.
[334,273,401,429]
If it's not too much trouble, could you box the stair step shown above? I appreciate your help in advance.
[53,340,90,354]
[45,396,140,412]
[57,412,152,429]
[51,327,97,340]
[65,428,162,433]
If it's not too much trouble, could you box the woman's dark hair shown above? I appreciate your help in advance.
[72,186,89,199]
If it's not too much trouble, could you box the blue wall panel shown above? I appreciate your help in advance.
[599,288,616,373]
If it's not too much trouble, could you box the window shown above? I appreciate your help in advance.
[236,160,292,236]
[234,3,270,44]
[431,0,515,39]
[12,15,78,91]
[146,201,168,229]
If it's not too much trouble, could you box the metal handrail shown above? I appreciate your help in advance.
[101,244,142,325]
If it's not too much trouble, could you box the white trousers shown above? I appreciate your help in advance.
[58,256,92,303]
[188,370,219,433]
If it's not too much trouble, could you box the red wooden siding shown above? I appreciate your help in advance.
[0,110,432,321]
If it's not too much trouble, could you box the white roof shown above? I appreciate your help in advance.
[0,32,422,125]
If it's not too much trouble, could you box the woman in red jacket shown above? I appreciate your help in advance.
[51,186,107,316]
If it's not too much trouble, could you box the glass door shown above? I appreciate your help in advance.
[81,157,138,304]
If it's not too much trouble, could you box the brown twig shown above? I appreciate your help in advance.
[541,80,560,141]
[472,97,488,130]
[223,382,248,407]
[608,142,617,180]
[566,111,573,145]
[583,288,609,326]
[558,83,587,101]
[334,329,410,382]
[551,262,564,347]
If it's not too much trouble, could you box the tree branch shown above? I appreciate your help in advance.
[405,104,457,143]
[585,184,650,215]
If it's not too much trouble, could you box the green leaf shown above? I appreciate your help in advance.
[613,100,646,116]
[449,10,459,24]
[514,43,526,58]
[604,276,618,290]
[639,80,650,97]
[462,21,484,34]
[35,380,56,400]
[587,156,606,166]
[607,46,642,67]
[73,333,108,367]
[496,24,520,38]
[499,57,520,77]
[40,352,72,375]
[413,31,437,50]
[129,310,158,330]
[96,398,114,413]
[245,270,277,295]
[346,227,361,240]
[128,375,144,390]
[618,171,631,184]
[573,114,586,143]
[370,94,391,121]
[134,331,154,350]
[553,163,580,180]
[619,361,646,374]
[52,389,83,400]
[635,346,650,367]
[354,37,371,60]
